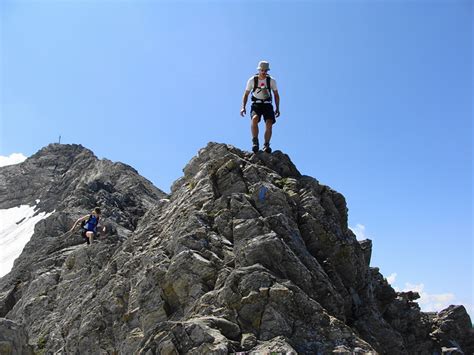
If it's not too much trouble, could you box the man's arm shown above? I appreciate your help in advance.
[69,215,88,233]
[241,90,250,116]
[273,90,280,117]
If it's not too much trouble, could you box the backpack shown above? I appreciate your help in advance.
[251,74,273,103]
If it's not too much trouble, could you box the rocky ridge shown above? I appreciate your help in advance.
[0,142,472,354]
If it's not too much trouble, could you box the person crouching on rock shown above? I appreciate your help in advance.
[69,207,106,245]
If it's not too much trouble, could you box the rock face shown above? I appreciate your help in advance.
[0,142,472,354]
[0,144,165,284]
[0,318,34,355]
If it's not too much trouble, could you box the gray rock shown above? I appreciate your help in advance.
[0,142,472,354]
[431,305,474,353]
[252,336,298,354]
[241,332,257,350]
[0,318,34,355]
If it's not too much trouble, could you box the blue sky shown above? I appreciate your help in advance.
[1,0,472,317]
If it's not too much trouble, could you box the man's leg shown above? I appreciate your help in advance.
[81,230,90,244]
[86,231,94,244]
[264,119,273,145]
[262,105,275,153]
[251,115,260,152]
[251,115,259,139]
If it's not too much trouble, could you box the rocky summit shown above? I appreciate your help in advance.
[0,142,472,354]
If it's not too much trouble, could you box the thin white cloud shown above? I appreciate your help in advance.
[0,153,27,167]
[350,223,369,240]
[384,275,472,319]
[401,282,456,313]
[386,273,397,285]
[348,223,470,318]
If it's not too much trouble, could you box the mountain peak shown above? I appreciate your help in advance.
[29,143,96,165]
[0,142,472,354]
[185,142,301,178]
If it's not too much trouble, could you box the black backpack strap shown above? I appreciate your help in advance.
[253,75,258,92]
[266,75,273,102]
[251,75,259,102]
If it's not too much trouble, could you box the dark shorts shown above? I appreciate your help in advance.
[251,103,275,124]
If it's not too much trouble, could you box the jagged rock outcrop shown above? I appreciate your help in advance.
[0,142,472,354]
[431,305,474,353]
[0,144,165,287]
[0,144,166,338]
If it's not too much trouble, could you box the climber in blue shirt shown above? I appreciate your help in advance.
[69,207,106,245]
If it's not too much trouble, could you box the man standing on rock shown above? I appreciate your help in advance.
[240,60,280,153]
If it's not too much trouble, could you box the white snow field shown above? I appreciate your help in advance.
[0,202,53,277]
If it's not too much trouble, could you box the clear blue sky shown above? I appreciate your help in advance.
[1,0,472,317]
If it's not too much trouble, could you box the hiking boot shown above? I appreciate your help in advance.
[263,143,272,153]
[252,138,259,153]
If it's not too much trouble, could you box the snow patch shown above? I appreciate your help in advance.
[0,204,53,278]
